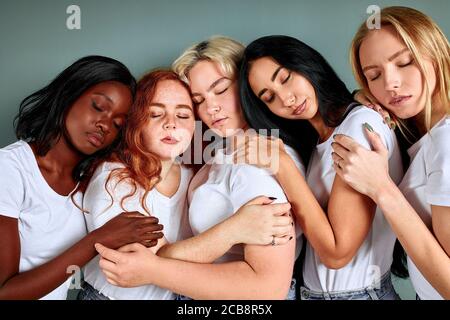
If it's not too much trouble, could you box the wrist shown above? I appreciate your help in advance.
[373,178,396,205]
[222,214,244,245]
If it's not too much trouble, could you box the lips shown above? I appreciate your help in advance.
[212,117,228,127]
[292,99,307,116]
[161,136,180,145]
[86,132,104,148]
[389,95,412,106]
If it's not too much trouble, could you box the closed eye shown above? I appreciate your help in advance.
[398,60,413,67]
[281,72,291,84]
[216,87,229,95]
[92,100,103,112]
[262,93,275,104]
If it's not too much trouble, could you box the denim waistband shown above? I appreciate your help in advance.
[300,272,397,300]
[78,281,111,300]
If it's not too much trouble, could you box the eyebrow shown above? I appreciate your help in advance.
[362,48,410,72]
[190,77,230,97]
[257,66,283,98]
[93,93,113,104]
[149,103,193,111]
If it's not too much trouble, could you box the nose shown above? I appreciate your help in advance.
[96,117,111,135]
[205,97,220,115]
[384,67,401,91]
[163,114,176,130]
[279,91,296,107]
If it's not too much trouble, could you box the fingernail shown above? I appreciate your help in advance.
[384,116,391,124]
[389,121,396,130]
[289,236,293,240]
[333,134,337,139]
[268,197,277,200]
[363,123,374,132]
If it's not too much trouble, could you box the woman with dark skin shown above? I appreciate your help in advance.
[0,56,163,300]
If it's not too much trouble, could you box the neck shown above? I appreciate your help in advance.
[308,113,334,143]
[160,159,175,182]
[31,136,84,175]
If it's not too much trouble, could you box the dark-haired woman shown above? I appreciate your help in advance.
[237,36,404,299]
[0,56,163,299]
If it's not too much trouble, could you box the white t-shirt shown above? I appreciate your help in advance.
[82,161,193,300]
[0,141,87,300]
[303,105,403,292]
[399,115,450,300]
[188,145,305,263]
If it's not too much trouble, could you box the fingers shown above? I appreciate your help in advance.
[273,234,293,246]
[124,212,160,224]
[102,270,120,286]
[116,243,144,253]
[98,256,118,273]
[331,152,344,169]
[272,215,293,227]
[271,225,294,238]
[332,134,360,152]
[244,195,276,206]
[95,243,123,263]
[331,141,350,160]
[260,202,292,216]
[138,222,164,233]
[141,239,158,248]
[363,125,388,155]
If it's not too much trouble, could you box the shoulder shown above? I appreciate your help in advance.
[338,105,393,148]
[0,141,34,177]
[427,116,450,159]
[283,144,306,176]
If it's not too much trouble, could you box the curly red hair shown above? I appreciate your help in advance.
[75,69,191,214]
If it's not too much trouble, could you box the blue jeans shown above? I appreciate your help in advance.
[299,272,400,300]
[175,278,297,300]
[175,279,297,300]
[77,281,110,300]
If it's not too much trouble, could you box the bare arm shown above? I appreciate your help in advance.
[275,153,375,268]
[157,196,293,263]
[97,227,296,299]
[0,213,162,300]
[374,185,450,299]
[332,130,450,299]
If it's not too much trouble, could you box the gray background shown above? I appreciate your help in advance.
[1,0,449,300]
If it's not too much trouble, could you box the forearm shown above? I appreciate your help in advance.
[375,183,450,299]
[276,154,351,265]
[0,232,98,300]
[157,218,236,263]
[146,257,289,300]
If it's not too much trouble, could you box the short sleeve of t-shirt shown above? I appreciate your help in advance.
[0,153,24,218]
[335,106,393,155]
[229,165,288,214]
[426,121,450,206]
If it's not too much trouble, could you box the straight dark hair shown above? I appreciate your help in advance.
[239,35,355,165]
[240,35,408,278]
[14,55,137,181]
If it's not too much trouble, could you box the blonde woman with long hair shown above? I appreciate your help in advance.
[332,6,450,299]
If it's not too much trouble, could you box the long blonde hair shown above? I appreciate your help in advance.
[350,6,450,135]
